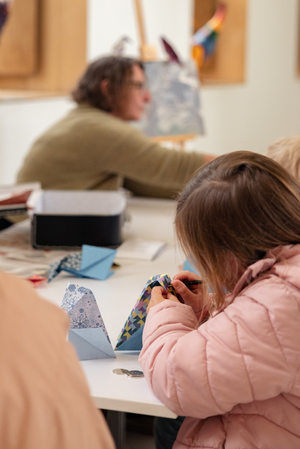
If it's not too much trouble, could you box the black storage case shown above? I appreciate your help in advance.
[30,190,126,250]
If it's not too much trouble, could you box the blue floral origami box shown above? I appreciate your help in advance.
[61,283,115,360]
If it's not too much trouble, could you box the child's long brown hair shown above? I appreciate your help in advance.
[175,151,300,310]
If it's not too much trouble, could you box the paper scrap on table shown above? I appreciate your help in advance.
[61,283,115,360]
[115,273,176,351]
[48,244,116,282]
[116,237,166,261]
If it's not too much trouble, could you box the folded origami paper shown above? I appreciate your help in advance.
[115,273,176,351]
[61,283,115,360]
[48,244,116,282]
[183,258,200,276]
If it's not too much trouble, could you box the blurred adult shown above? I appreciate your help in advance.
[17,56,214,198]
[0,269,115,449]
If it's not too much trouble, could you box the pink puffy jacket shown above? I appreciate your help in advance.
[139,245,300,448]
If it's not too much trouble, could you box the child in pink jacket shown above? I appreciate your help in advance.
[139,151,300,449]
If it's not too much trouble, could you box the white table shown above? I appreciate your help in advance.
[34,198,183,447]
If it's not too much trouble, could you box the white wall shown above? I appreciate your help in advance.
[87,0,192,61]
[0,97,73,184]
[0,0,299,184]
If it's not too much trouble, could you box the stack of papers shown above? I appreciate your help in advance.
[0,182,40,216]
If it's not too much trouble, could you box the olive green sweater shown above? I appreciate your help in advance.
[17,104,206,198]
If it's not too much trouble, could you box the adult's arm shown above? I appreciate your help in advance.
[123,153,215,198]
[16,106,214,194]
[94,115,211,192]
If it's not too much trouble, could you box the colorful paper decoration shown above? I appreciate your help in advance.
[192,2,227,70]
[115,273,176,351]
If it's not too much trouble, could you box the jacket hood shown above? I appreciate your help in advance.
[231,244,300,300]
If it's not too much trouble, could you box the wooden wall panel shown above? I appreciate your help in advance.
[59,0,88,91]
[0,0,87,94]
[0,0,38,76]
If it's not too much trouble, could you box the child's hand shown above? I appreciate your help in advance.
[172,271,206,315]
[147,286,180,312]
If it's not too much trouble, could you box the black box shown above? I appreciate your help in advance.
[30,190,126,249]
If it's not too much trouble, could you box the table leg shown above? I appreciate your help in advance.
[106,410,126,449]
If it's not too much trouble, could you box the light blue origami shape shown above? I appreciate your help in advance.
[79,244,116,280]
[68,328,115,360]
[48,244,116,282]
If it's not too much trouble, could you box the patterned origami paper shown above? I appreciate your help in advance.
[61,283,115,360]
[115,273,176,351]
[48,244,116,282]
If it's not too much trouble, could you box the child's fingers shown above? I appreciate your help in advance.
[172,279,198,303]
[148,287,179,312]
[172,279,205,313]
[152,286,167,300]
[151,286,178,302]
[147,287,168,312]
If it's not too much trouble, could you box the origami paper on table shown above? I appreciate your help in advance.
[48,244,116,282]
[115,274,176,351]
[61,283,115,360]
